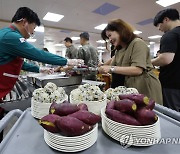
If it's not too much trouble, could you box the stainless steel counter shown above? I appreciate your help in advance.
[0,107,180,154]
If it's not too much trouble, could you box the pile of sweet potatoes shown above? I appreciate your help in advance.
[105,94,158,126]
[39,100,101,136]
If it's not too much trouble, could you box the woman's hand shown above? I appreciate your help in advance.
[98,65,111,74]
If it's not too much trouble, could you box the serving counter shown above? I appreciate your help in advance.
[0,105,180,154]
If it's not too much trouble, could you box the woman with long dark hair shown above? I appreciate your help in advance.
[98,19,162,104]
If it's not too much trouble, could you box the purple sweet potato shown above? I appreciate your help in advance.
[62,100,70,104]
[114,99,137,113]
[106,100,115,110]
[68,110,101,125]
[55,116,93,136]
[78,103,88,111]
[119,94,149,106]
[135,108,158,125]
[105,109,141,126]
[49,102,79,116]
[145,99,155,110]
[39,114,61,133]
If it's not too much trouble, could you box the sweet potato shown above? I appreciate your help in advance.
[62,100,70,103]
[56,116,93,136]
[105,109,141,126]
[68,110,101,125]
[78,103,88,111]
[106,100,115,110]
[145,99,155,110]
[39,114,61,133]
[114,99,137,113]
[135,108,158,125]
[119,94,149,106]
[49,102,79,116]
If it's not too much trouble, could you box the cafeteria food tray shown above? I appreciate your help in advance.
[1,105,180,154]
[27,73,82,87]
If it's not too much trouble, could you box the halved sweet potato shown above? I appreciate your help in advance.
[49,102,79,116]
[145,99,155,110]
[55,116,93,136]
[39,114,61,133]
[119,94,149,106]
[68,110,101,125]
[105,109,141,126]
[114,99,137,113]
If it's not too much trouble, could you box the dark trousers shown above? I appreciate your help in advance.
[162,88,180,112]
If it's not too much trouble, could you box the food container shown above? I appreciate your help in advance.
[101,107,161,146]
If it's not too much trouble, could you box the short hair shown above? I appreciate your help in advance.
[101,19,136,45]
[64,37,73,43]
[11,7,40,26]
[154,8,179,26]
[80,32,89,40]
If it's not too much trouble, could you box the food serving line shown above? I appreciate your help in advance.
[0,105,180,154]
[0,71,180,153]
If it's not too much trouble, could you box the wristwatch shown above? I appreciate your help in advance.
[110,66,115,73]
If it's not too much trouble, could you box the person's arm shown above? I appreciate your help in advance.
[151,53,175,66]
[98,65,143,75]
[2,32,67,66]
[22,61,39,72]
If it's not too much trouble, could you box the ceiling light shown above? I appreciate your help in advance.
[34,26,44,32]
[97,46,106,49]
[94,24,107,30]
[26,38,36,42]
[96,40,106,43]
[71,37,80,40]
[148,35,162,39]
[43,12,64,22]
[150,41,155,44]
[133,30,142,35]
[54,43,64,46]
[156,0,180,7]
[98,50,105,53]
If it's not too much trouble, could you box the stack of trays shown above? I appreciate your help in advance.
[31,95,68,119]
[101,107,161,146]
[44,124,98,152]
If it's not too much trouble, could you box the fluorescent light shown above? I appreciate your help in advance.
[156,0,180,7]
[94,24,107,30]
[148,35,162,39]
[98,50,105,53]
[71,37,80,40]
[43,12,64,22]
[54,43,63,46]
[148,45,150,48]
[26,38,36,42]
[34,26,44,32]
[97,46,106,49]
[96,40,106,43]
[133,30,142,35]
[150,41,155,44]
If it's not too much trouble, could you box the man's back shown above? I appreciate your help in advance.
[78,44,98,67]
[66,45,78,59]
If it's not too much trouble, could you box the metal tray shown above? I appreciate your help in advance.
[1,106,180,154]
[35,75,82,87]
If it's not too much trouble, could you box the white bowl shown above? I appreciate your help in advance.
[70,94,107,115]
[101,107,161,146]
[31,94,68,119]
